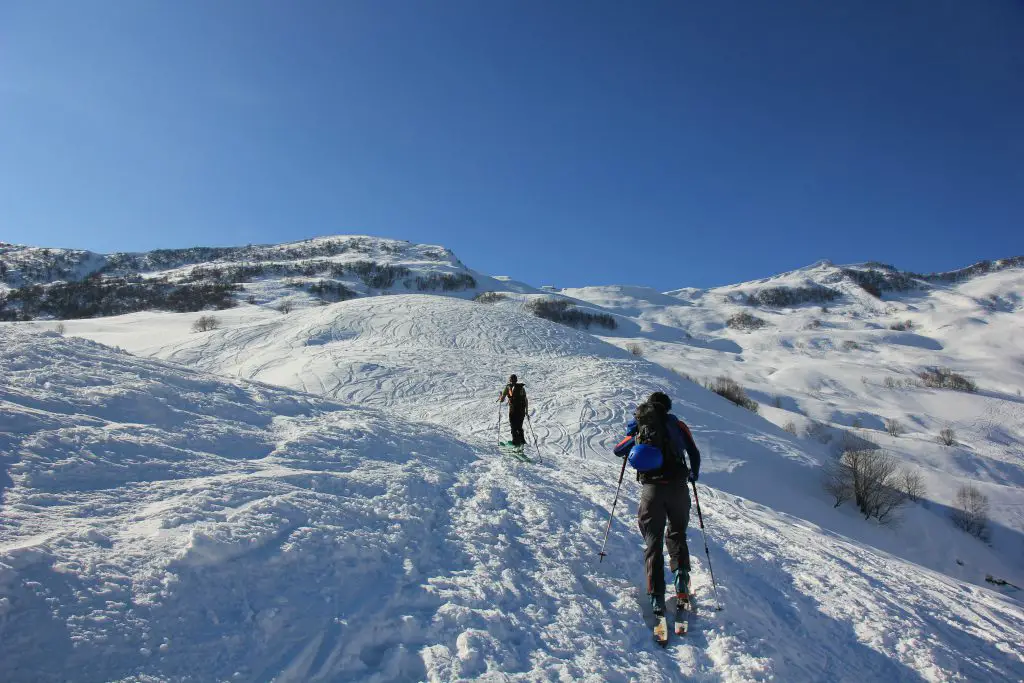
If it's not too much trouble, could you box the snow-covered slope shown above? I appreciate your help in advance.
[4,238,1024,681]
[563,261,1024,570]
[5,322,1024,681]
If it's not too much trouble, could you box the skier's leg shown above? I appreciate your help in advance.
[510,411,526,445]
[638,484,668,613]
[665,481,692,594]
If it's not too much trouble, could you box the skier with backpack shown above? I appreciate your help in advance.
[613,391,701,642]
[498,374,528,446]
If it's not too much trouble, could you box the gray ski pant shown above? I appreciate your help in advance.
[638,480,691,596]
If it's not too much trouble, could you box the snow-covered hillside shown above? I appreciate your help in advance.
[5,320,1024,682]
[3,236,1024,681]
[562,261,1024,571]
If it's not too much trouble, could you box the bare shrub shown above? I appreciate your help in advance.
[726,312,767,331]
[885,418,904,437]
[951,484,990,540]
[54,322,66,335]
[626,342,644,356]
[985,575,1018,588]
[783,420,798,435]
[247,295,258,305]
[884,376,899,389]
[889,319,913,331]
[938,427,956,446]
[277,301,294,314]
[473,291,508,304]
[841,340,860,351]
[843,449,906,524]
[917,367,977,393]
[707,376,759,413]
[192,315,220,333]
[823,458,852,508]
[900,470,925,503]
[773,395,783,409]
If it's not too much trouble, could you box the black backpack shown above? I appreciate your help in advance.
[508,383,528,411]
[634,401,670,454]
[634,400,685,480]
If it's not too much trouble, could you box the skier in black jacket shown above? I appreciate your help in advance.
[498,374,528,446]
[614,391,701,617]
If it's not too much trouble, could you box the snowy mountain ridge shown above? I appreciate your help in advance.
[0,236,465,287]
[1,234,1021,318]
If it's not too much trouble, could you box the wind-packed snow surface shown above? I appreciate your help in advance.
[5,297,1024,681]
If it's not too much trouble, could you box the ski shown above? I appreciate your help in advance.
[498,443,532,463]
[653,615,669,647]
[674,593,692,635]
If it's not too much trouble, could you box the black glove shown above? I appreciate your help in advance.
[688,471,698,483]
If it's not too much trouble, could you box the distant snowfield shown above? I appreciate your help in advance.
[3,241,1024,681]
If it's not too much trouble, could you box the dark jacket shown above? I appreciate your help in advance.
[499,382,528,413]
[613,413,701,484]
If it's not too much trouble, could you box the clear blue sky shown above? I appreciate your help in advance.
[2,1,1022,290]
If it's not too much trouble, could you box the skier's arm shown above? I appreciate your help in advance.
[677,420,701,481]
[612,415,640,458]
[498,386,509,403]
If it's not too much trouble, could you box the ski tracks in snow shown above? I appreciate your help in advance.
[20,295,1024,681]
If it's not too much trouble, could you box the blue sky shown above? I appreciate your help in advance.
[2,1,1022,291]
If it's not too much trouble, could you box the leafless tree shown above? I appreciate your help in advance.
[842,449,906,524]
[951,484,990,540]
[899,470,925,503]
[277,301,294,314]
[885,418,904,437]
[54,322,66,335]
[938,427,956,447]
[626,342,644,356]
[823,458,852,508]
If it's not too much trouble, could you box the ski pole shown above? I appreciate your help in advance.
[496,403,502,443]
[691,481,723,610]
[598,456,629,562]
[526,412,542,464]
